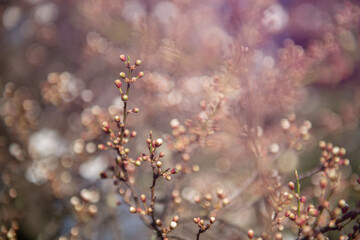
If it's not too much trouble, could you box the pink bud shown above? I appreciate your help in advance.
[248,229,254,239]
[115,79,122,88]
[119,54,126,62]
[97,144,106,150]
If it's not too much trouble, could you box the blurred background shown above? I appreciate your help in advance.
[0,0,360,239]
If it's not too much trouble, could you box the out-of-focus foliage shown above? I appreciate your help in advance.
[0,0,360,239]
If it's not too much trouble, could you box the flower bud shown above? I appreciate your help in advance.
[133,108,139,113]
[102,121,109,128]
[285,211,291,217]
[115,79,122,88]
[333,207,342,216]
[124,129,130,137]
[319,141,326,149]
[222,197,229,206]
[170,221,177,229]
[119,72,126,78]
[138,71,144,78]
[332,146,340,155]
[338,199,346,208]
[322,200,330,209]
[327,143,333,151]
[97,142,106,150]
[129,206,136,213]
[339,147,346,156]
[209,216,216,224]
[155,138,163,147]
[295,215,306,226]
[319,178,328,189]
[119,54,126,62]
[135,59,142,66]
[309,208,319,217]
[288,182,295,191]
[140,194,146,203]
[216,189,225,199]
[155,219,162,226]
[122,94,128,101]
[248,229,254,239]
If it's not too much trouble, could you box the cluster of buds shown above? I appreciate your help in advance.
[282,175,314,231]
[324,199,351,228]
[193,216,216,235]
[156,216,179,239]
[97,55,182,238]
[280,113,312,151]
[316,142,350,213]
[116,54,144,90]
[128,204,151,216]
[318,141,349,170]
[149,216,180,239]
[266,172,309,238]
[247,229,283,240]
[263,143,356,239]
[194,189,230,211]
[97,119,138,151]
[97,55,145,184]
[145,133,179,181]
